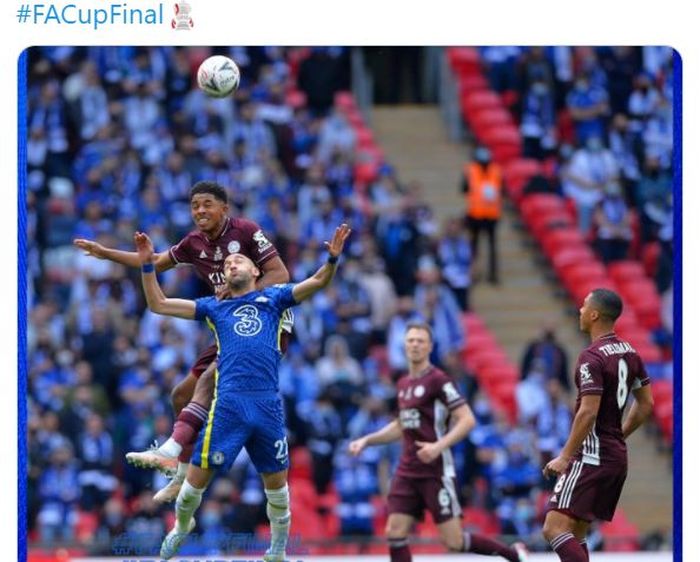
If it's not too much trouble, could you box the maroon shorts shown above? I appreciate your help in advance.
[190,344,218,378]
[387,473,462,524]
[546,459,627,522]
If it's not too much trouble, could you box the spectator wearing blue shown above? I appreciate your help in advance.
[519,75,557,161]
[414,258,465,367]
[37,444,81,543]
[592,181,633,264]
[565,71,609,144]
[560,136,618,234]
[438,217,473,311]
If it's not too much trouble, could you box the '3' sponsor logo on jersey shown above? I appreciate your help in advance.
[232,304,263,336]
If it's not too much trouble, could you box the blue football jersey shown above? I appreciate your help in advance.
[194,284,297,393]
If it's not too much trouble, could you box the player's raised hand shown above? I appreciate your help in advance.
[415,440,442,464]
[133,232,155,265]
[74,238,107,259]
[325,223,352,257]
[348,436,368,456]
[215,284,232,301]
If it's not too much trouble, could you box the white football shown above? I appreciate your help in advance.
[197,55,240,98]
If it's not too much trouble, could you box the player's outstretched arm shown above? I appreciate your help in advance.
[348,419,402,456]
[622,384,654,439]
[74,237,175,273]
[292,224,351,302]
[135,232,196,320]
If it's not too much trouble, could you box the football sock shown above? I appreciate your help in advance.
[175,479,204,532]
[463,532,519,561]
[388,537,412,562]
[550,532,587,562]
[171,401,209,450]
[178,444,194,464]
[265,484,291,556]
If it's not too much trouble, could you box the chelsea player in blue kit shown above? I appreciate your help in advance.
[133,223,352,561]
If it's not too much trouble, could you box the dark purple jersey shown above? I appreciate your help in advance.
[395,366,466,479]
[573,333,650,466]
[168,217,279,292]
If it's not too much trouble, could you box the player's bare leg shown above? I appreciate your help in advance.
[386,513,415,562]
[260,470,291,562]
[160,465,214,560]
[543,510,587,562]
[438,517,528,561]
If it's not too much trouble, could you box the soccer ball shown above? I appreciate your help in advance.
[197,55,240,98]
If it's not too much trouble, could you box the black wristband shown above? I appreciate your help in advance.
[327,255,339,265]
[141,263,155,273]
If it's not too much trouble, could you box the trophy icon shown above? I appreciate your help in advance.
[171,0,193,29]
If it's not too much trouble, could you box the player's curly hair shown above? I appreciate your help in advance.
[190,181,228,204]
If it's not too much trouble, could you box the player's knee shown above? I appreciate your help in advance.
[542,516,564,542]
[385,520,408,540]
[442,534,464,552]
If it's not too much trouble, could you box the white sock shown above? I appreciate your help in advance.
[175,462,188,480]
[175,479,204,532]
[265,484,291,555]
[159,437,183,458]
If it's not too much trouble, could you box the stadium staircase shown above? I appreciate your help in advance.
[359,48,673,537]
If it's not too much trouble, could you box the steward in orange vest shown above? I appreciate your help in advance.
[461,147,502,284]
[463,153,503,220]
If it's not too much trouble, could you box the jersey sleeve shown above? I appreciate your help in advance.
[631,354,651,390]
[266,284,298,311]
[194,296,216,321]
[169,232,195,265]
[577,351,605,396]
[238,219,279,267]
[435,372,467,411]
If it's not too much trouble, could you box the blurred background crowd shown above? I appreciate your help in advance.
[25,46,674,557]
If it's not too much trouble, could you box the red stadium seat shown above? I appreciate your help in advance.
[285,89,307,109]
[520,193,566,225]
[458,73,489,94]
[601,510,641,552]
[541,228,587,260]
[471,108,515,141]
[530,210,577,244]
[463,312,488,334]
[466,349,512,373]
[608,260,646,284]
[463,507,501,535]
[551,245,597,278]
[334,90,356,112]
[461,90,502,121]
[447,47,482,76]
[503,158,543,200]
[354,161,379,187]
[289,447,313,480]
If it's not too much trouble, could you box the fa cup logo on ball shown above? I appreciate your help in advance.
[171,0,193,30]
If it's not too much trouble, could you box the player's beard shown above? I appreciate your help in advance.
[228,271,255,292]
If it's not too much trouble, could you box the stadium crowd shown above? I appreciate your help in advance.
[26,46,673,555]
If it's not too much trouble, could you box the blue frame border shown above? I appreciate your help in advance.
[672,48,682,562]
[18,48,28,562]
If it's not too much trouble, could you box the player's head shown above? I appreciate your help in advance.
[579,288,623,333]
[404,322,434,365]
[189,181,229,236]
[223,253,260,291]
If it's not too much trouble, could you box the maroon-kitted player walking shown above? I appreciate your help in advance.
[349,322,528,562]
[542,288,655,561]
[74,181,290,503]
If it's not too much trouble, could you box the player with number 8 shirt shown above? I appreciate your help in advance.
[542,288,655,562]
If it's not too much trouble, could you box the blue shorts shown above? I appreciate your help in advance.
[191,391,289,474]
